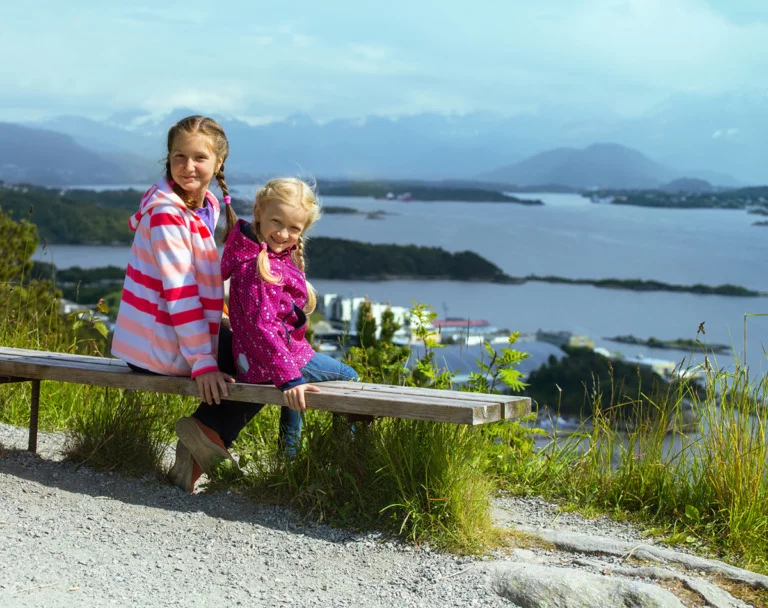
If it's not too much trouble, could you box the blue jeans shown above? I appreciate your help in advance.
[278,353,359,455]
[299,352,360,384]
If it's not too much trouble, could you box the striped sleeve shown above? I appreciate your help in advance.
[148,207,218,378]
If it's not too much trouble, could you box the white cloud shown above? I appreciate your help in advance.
[277,25,313,48]
[349,44,392,62]
[114,7,208,27]
[141,89,245,117]
[244,35,273,46]
[1,0,767,120]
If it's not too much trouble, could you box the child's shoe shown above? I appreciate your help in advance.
[175,417,239,477]
[167,440,203,493]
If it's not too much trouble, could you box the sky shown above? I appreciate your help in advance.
[1,0,767,123]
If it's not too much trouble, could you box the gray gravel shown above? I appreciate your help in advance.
[1,424,511,607]
[1,423,761,608]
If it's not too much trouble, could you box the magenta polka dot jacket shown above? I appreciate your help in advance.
[221,219,315,388]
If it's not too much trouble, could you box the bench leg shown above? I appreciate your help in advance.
[28,380,40,453]
[0,376,37,451]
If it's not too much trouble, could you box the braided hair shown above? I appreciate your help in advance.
[165,115,237,242]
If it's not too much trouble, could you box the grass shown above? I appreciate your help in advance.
[63,388,188,476]
[713,575,768,608]
[507,356,768,572]
[2,247,768,566]
[215,411,498,552]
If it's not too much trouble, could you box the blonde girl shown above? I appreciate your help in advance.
[218,178,359,454]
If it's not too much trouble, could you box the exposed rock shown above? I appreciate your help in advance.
[521,527,768,590]
[683,577,750,608]
[484,562,687,608]
[572,560,750,608]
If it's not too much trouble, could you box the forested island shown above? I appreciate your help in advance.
[527,346,675,418]
[586,185,768,210]
[305,238,508,281]
[522,274,762,297]
[315,180,544,204]
[323,206,390,220]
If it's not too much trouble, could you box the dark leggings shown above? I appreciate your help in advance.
[128,328,299,449]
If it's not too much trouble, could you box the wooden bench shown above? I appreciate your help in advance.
[0,346,531,453]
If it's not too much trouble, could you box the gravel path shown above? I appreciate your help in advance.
[2,423,762,608]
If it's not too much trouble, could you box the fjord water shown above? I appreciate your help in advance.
[33,190,768,374]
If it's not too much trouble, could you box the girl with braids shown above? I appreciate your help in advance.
[113,115,249,492]
[218,177,358,451]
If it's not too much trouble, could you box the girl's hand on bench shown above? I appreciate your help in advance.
[196,370,236,405]
[282,384,321,412]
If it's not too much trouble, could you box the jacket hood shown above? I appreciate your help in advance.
[221,220,263,281]
[221,219,294,281]
[128,178,219,232]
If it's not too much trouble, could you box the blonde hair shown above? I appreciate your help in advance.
[165,115,237,242]
[251,177,321,313]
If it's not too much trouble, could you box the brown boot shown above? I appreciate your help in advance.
[167,440,203,493]
[175,417,238,477]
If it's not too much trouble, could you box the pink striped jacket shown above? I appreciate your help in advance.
[111,179,224,378]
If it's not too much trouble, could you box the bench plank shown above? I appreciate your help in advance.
[0,351,512,403]
[0,347,531,426]
[0,349,513,402]
[0,347,130,365]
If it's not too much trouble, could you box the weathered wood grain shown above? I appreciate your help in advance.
[0,347,531,426]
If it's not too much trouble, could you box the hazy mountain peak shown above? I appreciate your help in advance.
[660,177,714,193]
[0,122,139,185]
[476,142,677,189]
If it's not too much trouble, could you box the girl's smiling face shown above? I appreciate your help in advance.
[169,132,221,205]
[256,199,310,253]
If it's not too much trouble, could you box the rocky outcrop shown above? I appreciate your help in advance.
[484,562,687,608]
[486,499,764,607]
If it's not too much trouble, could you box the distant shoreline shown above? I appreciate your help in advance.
[315,182,544,204]
[584,185,768,211]
[605,334,732,354]
[515,275,764,297]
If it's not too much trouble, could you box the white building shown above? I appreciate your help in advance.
[318,294,411,343]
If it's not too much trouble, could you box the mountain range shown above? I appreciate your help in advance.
[1,92,765,188]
